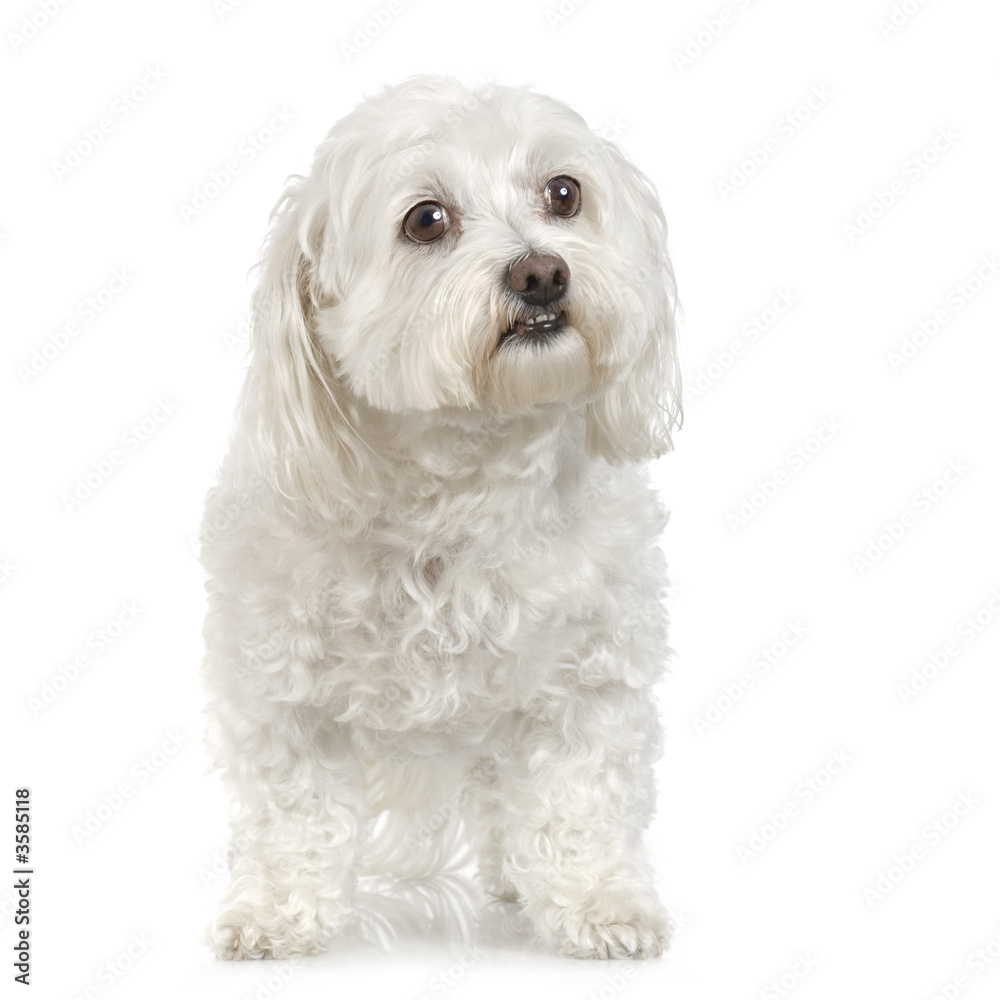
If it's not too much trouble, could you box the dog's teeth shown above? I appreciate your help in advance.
[524,312,557,327]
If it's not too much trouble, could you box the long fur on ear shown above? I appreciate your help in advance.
[238,172,380,530]
[585,148,683,464]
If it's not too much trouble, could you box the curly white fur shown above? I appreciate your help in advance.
[201,75,681,962]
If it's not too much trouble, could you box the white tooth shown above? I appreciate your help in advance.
[523,312,559,326]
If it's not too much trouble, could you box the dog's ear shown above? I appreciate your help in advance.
[239,173,379,530]
[584,149,682,464]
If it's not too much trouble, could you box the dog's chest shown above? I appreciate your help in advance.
[326,504,582,724]
[316,462,661,740]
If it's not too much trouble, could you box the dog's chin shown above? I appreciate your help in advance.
[483,323,595,410]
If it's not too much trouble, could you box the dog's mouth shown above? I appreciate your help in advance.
[497,310,568,349]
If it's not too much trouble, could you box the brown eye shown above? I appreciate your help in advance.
[544,176,581,217]
[403,201,448,243]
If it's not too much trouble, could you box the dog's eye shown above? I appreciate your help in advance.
[544,176,581,217]
[403,202,448,243]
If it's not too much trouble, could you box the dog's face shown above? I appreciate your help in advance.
[274,78,676,419]
[247,78,680,518]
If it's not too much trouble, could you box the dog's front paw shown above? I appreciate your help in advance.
[207,897,343,960]
[539,887,670,960]
[207,906,267,961]
[560,911,668,960]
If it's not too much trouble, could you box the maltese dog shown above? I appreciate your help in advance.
[201,75,681,962]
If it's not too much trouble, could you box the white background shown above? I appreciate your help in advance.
[3,0,1000,997]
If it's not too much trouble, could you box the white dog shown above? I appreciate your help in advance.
[201,75,681,962]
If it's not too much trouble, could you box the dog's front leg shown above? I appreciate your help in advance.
[503,682,668,959]
[207,731,364,960]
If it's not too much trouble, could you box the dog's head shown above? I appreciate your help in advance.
[244,76,680,520]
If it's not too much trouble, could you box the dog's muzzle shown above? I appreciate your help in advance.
[499,253,571,348]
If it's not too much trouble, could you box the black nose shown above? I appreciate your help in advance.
[507,253,570,306]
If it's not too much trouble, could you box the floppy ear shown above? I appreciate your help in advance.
[239,173,380,530]
[585,149,683,464]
